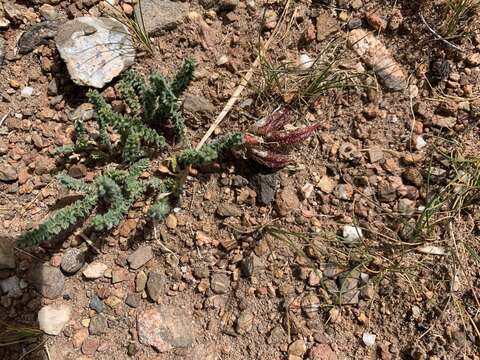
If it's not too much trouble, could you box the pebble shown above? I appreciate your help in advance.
[61,248,85,274]
[89,295,104,313]
[216,203,242,217]
[338,271,360,305]
[165,214,177,229]
[125,293,141,308]
[82,337,100,355]
[0,163,17,182]
[309,344,338,360]
[301,293,320,319]
[17,21,59,54]
[298,54,314,70]
[127,246,153,269]
[466,53,480,67]
[236,311,254,335]
[104,295,121,308]
[68,164,88,178]
[342,225,363,243]
[348,29,406,91]
[39,4,59,20]
[89,314,108,335]
[20,87,34,98]
[27,264,65,299]
[183,94,215,115]
[38,304,72,335]
[288,339,307,357]
[136,271,148,292]
[316,13,338,41]
[112,268,128,283]
[134,0,189,36]
[83,262,108,279]
[0,275,25,296]
[252,173,278,205]
[137,306,195,352]
[210,273,230,294]
[366,13,386,31]
[318,176,336,194]
[275,186,300,216]
[147,271,165,302]
[362,332,376,347]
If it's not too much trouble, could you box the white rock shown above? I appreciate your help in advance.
[348,29,407,91]
[38,304,71,335]
[21,87,34,98]
[415,135,427,150]
[0,276,20,295]
[55,17,135,88]
[362,332,376,347]
[342,225,363,243]
[83,262,108,279]
[298,53,314,70]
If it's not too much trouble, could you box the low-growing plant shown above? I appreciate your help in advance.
[441,0,480,39]
[17,60,319,249]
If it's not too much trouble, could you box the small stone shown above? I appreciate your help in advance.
[0,163,18,182]
[368,147,384,163]
[89,295,104,313]
[137,306,195,352]
[68,164,87,178]
[252,173,278,205]
[128,246,153,269]
[302,293,320,319]
[136,271,148,292]
[38,304,71,335]
[338,271,360,305]
[0,276,22,295]
[316,13,338,41]
[309,344,338,360]
[104,295,121,308]
[82,337,100,355]
[83,262,108,279]
[236,311,254,335]
[337,183,353,200]
[122,3,134,16]
[275,187,300,216]
[301,182,314,199]
[351,0,363,10]
[125,293,141,308]
[72,328,89,348]
[61,248,85,274]
[403,168,423,187]
[289,339,307,357]
[134,0,189,35]
[210,273,230,294]
[39,4,59,20]
[18,21,58,54]
[362,332,376,347]
[298,53,314,70]
[347,17,362,29]
[264,10,278,30]
[342,225,363,243]
[27,264,65,299]
[217,203,242,217]
[111,268,128,283]
[147,271,165,302]
[431,115,456,128]
[415,136,427,150]
[21,87,34,98]
[348,29,406,91]
[466,53,480,67]
[89,314,108,335]
[366,13,386,31]
[183,94,215,116]
[318,176,336,194]
[165,214,177,229]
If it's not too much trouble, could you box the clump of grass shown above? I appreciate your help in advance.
[413,138,480,239]
[0,322,42,347]
[441,0,480,38]
[104,0,154,55]
[253,41,365,107]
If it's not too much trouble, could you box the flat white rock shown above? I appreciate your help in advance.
[83,261,108,279]
[38,304,71,335]
[342,225,363,243]
[55,17,135,88]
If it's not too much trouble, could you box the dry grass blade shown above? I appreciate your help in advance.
[104,0,154,55]
[0,322,43,347]
[196,0,294,151]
